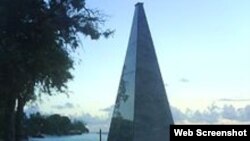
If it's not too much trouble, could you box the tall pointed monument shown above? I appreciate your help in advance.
[108,3,174,141]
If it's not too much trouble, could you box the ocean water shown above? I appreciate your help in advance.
[30,133,107,141]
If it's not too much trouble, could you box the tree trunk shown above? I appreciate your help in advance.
[4,95,16,141]
[15,96,26,141]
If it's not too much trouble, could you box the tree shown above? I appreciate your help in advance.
[26,112,45,137]
[71,121,89,133]
[0,0,112,141]
[25,113,89,136]
[43,114,72,135]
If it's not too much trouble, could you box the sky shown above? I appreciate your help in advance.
[25,0,250,131]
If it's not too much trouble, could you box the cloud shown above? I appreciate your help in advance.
[79,103,250,132]
[172,104,220,123]
[221,105,238,120]
[237,105,250,121]
[73,112,111,133]
[170,106,186,121]
[100,105,114,113]
[68,105,116,133]
[172,104,250,124]
[29,103,250,133]
[82,104,250,132]
[218,98,250,102]
[52,102,75,109]
[24,104,40,116]
[179,78,190,83]
[99,105,114,118]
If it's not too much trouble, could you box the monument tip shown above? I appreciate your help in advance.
[135,2,143,7]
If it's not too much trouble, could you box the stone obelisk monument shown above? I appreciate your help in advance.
[108,3,174,141]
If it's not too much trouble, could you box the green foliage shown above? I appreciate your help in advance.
[26,113,45,136]
[0,0,113,96]
[43,114,71,135]
[26,113,88,136]
[0,0,114,106]
[0,0,112,140]
[71,121,89,133]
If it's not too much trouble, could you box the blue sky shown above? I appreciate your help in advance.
[25,0,250,131]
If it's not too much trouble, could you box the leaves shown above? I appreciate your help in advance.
[0,0,113,97]
[0,1,113,139]
[26,113,89,136]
